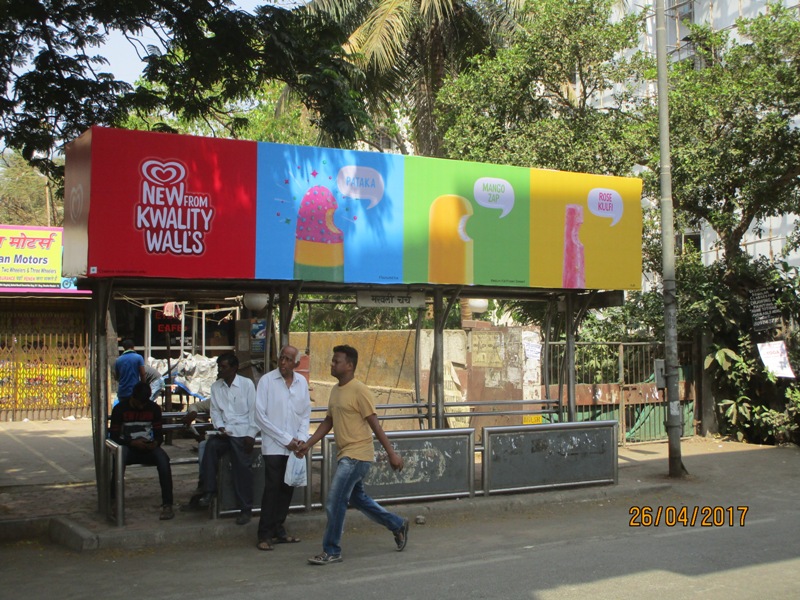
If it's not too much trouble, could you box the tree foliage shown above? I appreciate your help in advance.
[666,3,800,279]
[307,0,523,156]
[1,1,369,184]
[122,79,319,146]
[437,0,652,174]
[436,0,653,333]
[658,4,800,443]
[0,151,60,226]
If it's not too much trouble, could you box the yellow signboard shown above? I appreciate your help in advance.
[0,225,63,290]
[523,414,543,425]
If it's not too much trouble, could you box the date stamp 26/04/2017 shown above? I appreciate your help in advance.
[628,505,749,527]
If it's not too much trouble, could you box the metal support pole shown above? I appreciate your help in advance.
[655,0,685,477]
[414,306,427,430]
[565,293,577,422]
[279,285,290,349]
[619,342,627,446]
[92,280,113,513]
[433,289,445,429]
[144,306,152,359]
[265,292,275,374]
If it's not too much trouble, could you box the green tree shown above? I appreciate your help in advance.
[435,1,800,444]
[0,151,60,226]
[307,0,523,156]
[666,4,800,282]
[291,294,463,333]
[1,1,368,183]
[123,79,318,146]
[658,5,800,443]
[437,0,651,174]
[435,0,651,329]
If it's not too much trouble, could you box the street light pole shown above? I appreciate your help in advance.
[654,0,685,477]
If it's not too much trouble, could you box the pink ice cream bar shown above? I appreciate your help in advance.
[295,186,343,244]
[294,185,344,282]
[562,204,585,289]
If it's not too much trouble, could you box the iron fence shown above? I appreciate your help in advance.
[0,332,90,420]
[544,341,697,442]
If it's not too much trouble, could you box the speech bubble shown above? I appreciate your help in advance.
[587,188,623,226]
[473,177,514,218]
[337,166,385,209]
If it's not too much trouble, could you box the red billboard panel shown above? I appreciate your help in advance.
[64,127,257,279]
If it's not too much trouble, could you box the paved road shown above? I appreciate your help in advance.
[3,433,800,599]
[0,423,800,600]
[3,479,799,600]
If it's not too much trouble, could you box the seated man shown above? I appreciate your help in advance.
[182,398,210,508]
[108,381,175,521]
[198,353,258,525]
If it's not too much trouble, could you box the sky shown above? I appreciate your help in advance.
[103,0,274,84]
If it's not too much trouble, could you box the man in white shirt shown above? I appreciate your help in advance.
[198,353,258,525]
[254,345,311,551]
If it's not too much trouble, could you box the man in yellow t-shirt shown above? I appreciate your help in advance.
[299,344,409,565]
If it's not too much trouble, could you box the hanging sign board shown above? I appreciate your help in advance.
[757,341,795,379]
[749,288,782,331]
[356,290,426,308]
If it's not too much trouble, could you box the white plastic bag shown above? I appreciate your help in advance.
[284,453,307,487]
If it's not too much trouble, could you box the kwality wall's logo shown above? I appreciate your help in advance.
[134,159,215,255]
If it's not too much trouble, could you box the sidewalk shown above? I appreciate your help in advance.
[2,416,798,552]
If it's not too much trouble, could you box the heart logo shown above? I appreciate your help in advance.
[141,160,186,186]
[69,185,84,223]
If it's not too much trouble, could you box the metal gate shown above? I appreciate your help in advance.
[0,310,90,421]
[544,341,697,443]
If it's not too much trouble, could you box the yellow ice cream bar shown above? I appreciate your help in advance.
[293,185,344,282]
[428,194,473,284]
[294,239,344,267]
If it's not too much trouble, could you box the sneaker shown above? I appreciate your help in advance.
[308,552,343,565]
[159,505,175,521]
[393,518,409,551]
[197,493,215,508]
[235,511,252,525]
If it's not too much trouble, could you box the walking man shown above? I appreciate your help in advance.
[254,345,311,551]
[199,353,258,525]
[298,344,409,565]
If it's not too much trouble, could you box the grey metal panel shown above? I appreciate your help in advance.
[322,429,475,504]
[483,421,618,494]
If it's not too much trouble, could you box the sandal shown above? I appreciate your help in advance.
[256,540,274,551]
[272,535,301,544]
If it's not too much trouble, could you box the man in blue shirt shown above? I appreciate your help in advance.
[115,339,145,402]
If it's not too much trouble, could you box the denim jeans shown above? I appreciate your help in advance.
[323,457,404,556]
[121,445,173,506]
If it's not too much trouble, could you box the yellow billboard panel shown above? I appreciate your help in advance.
[530,170,643,290]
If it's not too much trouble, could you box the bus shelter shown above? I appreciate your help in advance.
[63,126,643,509]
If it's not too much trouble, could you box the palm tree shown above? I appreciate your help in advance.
[305,0,523,157]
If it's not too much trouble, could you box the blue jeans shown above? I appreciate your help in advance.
[323,457,404,556]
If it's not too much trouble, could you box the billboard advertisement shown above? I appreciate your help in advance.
[64,127,643,291]
[0,225,85,293]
